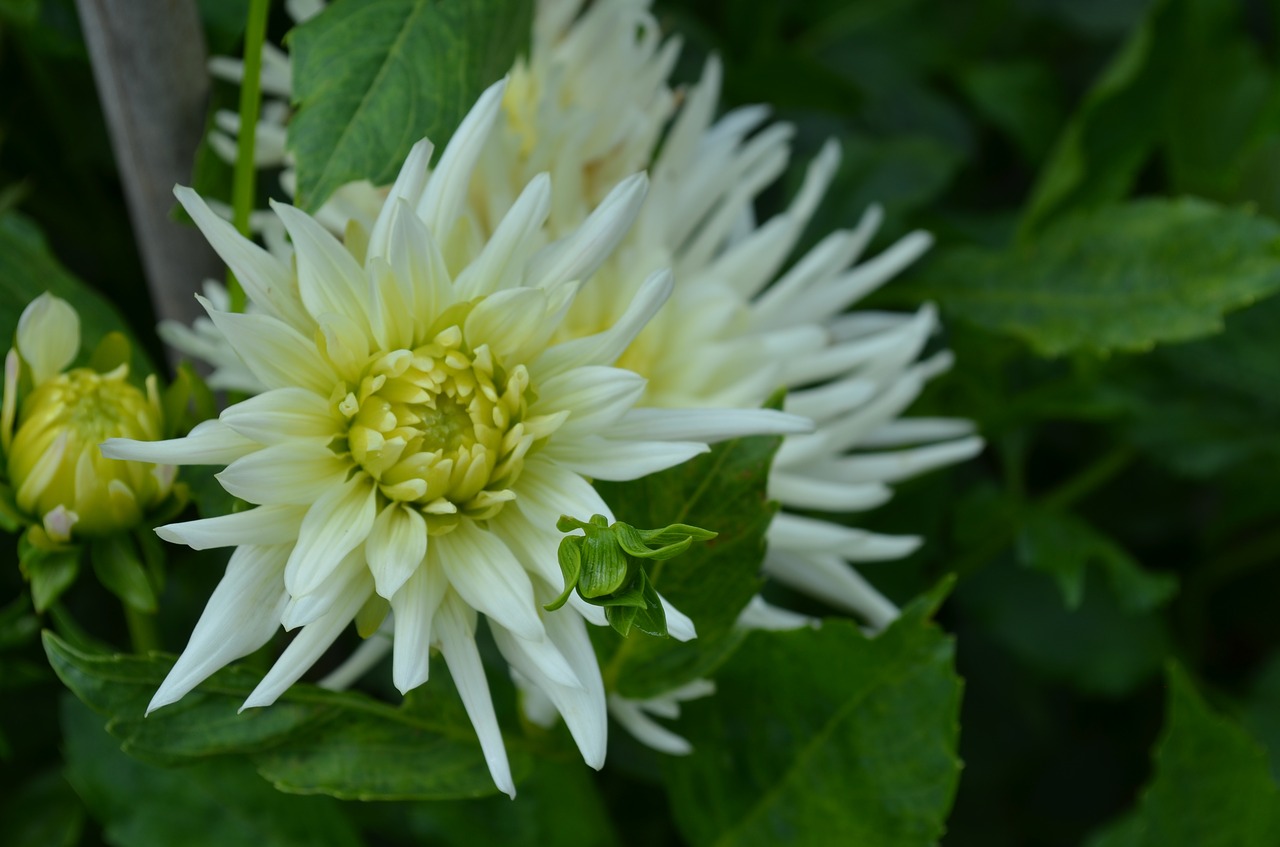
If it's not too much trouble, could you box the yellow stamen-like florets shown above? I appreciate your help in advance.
[332,322,543,535]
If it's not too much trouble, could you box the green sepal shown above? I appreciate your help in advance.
[606,604,638,637]
[543,536,583,612]
[88,331,131,374]
[90,533,157,613]
[19,528,82,612]
[577,526,630,598]
[630,570,668,638]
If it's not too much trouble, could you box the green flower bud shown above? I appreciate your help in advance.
[3,294,173,540]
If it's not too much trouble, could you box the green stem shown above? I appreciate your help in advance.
[124,604,159,654]
[227,0,272,313]
[952,446,1136,580]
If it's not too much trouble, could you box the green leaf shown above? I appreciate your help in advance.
[43,631,527,800]
[595,429,782,699]
[287,0,533,211]
[914,198,1280,357]
[89,534,157,613]
[958,60,1064,163]
[662,583,962,847]
[21,544,80,613]
[1085,665,1280,847]
[61,696,364,847]
[1016,509,1177,613]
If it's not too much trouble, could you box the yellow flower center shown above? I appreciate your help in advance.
[9,366,169,536]
[334,324,536,535]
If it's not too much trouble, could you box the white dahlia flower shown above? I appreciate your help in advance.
[104,82,807,796]
[475,0,984,632]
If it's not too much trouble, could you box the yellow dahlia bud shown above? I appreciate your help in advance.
[3,293,173,541]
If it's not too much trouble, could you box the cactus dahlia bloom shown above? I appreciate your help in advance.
[3,294,172,542]
[472,0,984,634]
[104,82,806,797]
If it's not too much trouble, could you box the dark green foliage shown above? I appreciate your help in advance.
[287,0,533,210]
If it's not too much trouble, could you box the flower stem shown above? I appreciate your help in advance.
[227,0,272,313]
[124,604,160,654]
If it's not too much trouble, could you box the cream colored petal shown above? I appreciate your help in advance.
[284,474,377,597]
[416,79,508,240]
[16,293,78,385]
[366,502,428,600]
[541,435,707,481]
[202,298,333,394]
[435,521,544,642]
[173,186,310,329]
[148,545,290,713]
[242,568,373,709]
[219,387,336,444]
[532,366,645,437]
[216,442,347,505]
[101,419,259,466]
[155,504,306,550]
[389,556,447,692]
[272,200,374,334]
[454,173,551,299]
[434,594,515,798]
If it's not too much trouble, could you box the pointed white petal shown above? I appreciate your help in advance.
[318,631,392,690]
[542,435,707,481]
[174,186,310,328]
[435,595,515,799]
[219,387,336,444]
[156,504,305,549]
[436,522,544,642]
[768,512,921,561]
[661,596,696,642]
[202,299,333,394]
[366,138,434,259]
[608,408,813,444]
[272,201,373,334]
[523,173,648,290]
[491,608,607,768]
[764,548,899,630]
[607,694,692,756]
[533,366,646,436]
[242,570,373,709]
[454,173,552,299]
[417,79,508,238]
[216,442,347,505]
[285,474,377,597]
[101,419,258,465]
[366,502,428,600]
[148,545,289,713]
[390,558,447,692]
[532,270,672,378]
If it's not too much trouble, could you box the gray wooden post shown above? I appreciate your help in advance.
[75,0,223,344]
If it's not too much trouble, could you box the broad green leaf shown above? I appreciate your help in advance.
[0,212,154,377]
[914,198,1280,357]
[61,696,363,847]
[662,583,962,847]
[43,631,526,800]
[1016,508,1176,613]
[288,0,533,211]
[1119,295,1280,477]
[1085,665,1280,847]
[595,430,782,699]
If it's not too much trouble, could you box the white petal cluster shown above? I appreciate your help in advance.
[107,83,806,797]
[479,0,984,630]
